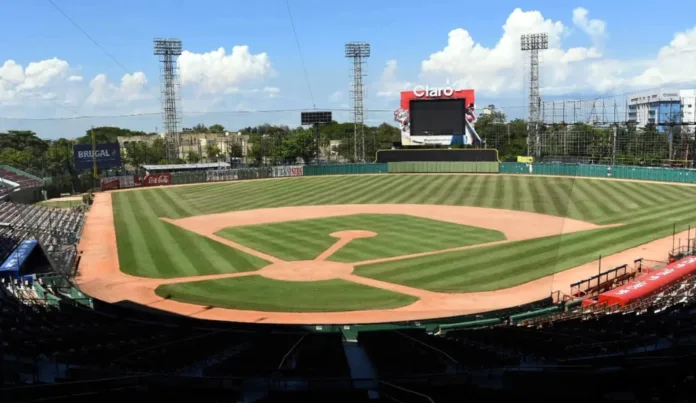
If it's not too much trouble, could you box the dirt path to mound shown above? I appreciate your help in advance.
[76,192,679,324]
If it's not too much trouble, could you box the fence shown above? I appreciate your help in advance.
[499,162,696,183]
[479,123,696,167]
[100,165,304,191]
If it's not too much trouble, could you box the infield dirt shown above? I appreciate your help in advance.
[76,191,680,324]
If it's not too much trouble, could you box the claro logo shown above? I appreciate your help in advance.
[413,85,455,98]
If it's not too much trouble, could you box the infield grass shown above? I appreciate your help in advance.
[216,214,505,262]
[155,276,418,312]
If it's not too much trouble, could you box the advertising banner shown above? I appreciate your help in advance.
[139,173,172,187]
[100,179,120,191]
[100,175,135,191]
[273,165,304,178]
[73,143,121,171]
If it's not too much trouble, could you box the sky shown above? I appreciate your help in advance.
[2,0,696,138]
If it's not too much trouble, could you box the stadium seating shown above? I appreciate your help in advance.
[0,168,42,191]
[0,201,84,274]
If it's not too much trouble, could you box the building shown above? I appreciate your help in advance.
[482,104,496,116]
[117,132,252,162]
[627,89,682,129]
[680,89,696,132]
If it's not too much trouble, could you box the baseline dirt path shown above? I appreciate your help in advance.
[75,192,677,324]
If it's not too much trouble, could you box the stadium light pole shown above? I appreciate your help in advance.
[521,33,548,160]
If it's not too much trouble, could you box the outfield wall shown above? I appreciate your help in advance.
[500,162,696,183]
[388,161,499,173]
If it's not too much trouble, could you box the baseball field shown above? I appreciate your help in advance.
[76,174,696,323]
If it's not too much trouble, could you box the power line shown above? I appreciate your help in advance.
[0,108,398,121]
[46,0,129,74]
[285,0,316,108]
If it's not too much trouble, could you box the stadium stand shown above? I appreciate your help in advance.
[0,201,83,275]
[0,166,42,201]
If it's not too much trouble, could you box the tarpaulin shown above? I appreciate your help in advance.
[0,240,38,273]
[598,256,696,306]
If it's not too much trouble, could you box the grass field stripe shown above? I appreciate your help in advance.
[121,191,179,277]
[588,180,632,216]
[410,175,451,204]
[194,179,319,211]
[619,181,672,206]
[528,177,553,215]
[112,193,158,277]
[155,188,198,218]
[542,178,572,218]
[363,203,696,289]
[570,179,616,221]
[136,190,197,277]
[442,175,476,206]
[600,180,656,211]
[469,174,490,207]
[367,175,417,204]
[143,190,240,274]
[316,176,385,205]
[222,225,321,261]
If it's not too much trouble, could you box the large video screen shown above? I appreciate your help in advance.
[409,99,466,136]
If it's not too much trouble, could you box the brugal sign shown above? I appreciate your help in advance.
[412,85,455,98]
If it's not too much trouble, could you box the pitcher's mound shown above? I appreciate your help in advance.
[258,260,354,281]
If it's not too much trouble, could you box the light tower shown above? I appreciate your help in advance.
[521,33,548,159]
[154,38,183,160]
[345,42,370,162]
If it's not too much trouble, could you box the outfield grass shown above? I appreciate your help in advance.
[216,214,505,262]
[113,190,268,278]
[112,175,696,292]
[155,276,418,312]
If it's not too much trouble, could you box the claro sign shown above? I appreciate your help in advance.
[413,85,455,98]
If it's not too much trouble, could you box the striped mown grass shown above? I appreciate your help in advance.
[356,198,696,292]
[113,190,268,278]
[113,175,696,285]
[155,276,418,312]
[216,214,505,262]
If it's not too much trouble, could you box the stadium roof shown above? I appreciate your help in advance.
[141,162,231,171]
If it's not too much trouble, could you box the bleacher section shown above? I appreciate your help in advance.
[0,166,42,200]
[0,201,84,275]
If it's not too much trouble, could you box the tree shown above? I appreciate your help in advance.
[208,124,225,133]
[75,127,150,144]
[228,142,243,160]
[192,123,208,133]
[205,144,221,161]
[186,152,201,163]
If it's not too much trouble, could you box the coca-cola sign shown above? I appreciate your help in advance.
[141,173,172,187]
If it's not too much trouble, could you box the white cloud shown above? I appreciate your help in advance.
[572,7,606,46]
[68,75,83,82]
[0,58,71,103]
[376,60,414,97]
[86,72,150,105]
[262,86,280,98]
[178,46,273,95]
[420,8,604,94]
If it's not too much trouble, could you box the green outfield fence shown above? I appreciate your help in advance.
[499,162,696,183]
[387,161,500,173]
[302,162,696,185]
[302,163,388,176]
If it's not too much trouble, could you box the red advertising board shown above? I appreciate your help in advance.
[598,256,696,306]
[139,173,172,187]
[100,179,120,191]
